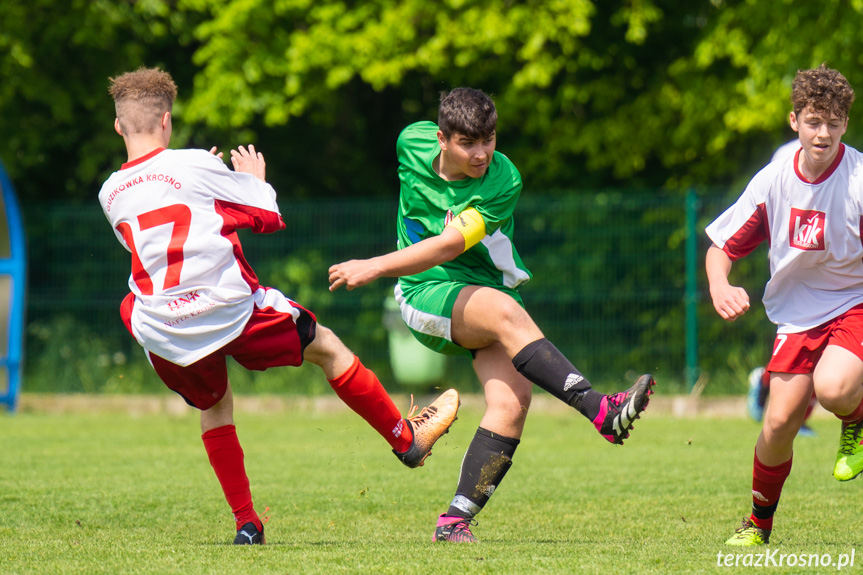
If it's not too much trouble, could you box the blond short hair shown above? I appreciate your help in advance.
[109,67,177,135]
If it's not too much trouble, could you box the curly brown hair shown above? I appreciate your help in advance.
[791,64,855,120]
[109,67,177,135]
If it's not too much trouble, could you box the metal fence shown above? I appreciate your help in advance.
[21,189,772,396]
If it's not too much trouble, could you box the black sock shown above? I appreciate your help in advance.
[752,501,778,526]
[512,338,603,419]
[446,427,520,519]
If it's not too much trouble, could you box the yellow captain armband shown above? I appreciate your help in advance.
[445,207,486,252]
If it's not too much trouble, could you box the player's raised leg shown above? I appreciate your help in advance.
[452,286,655,444]
[814,346,863,481]
[834,418,863,480]
[303,324,459,468]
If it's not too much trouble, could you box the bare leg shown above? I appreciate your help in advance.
[451,285,543,356]
[755,372,812,465]
[302,324,356,379]
[814,345,863,481]
[813,345,863,417]
[201,381,234,433]
[473,341,532,439]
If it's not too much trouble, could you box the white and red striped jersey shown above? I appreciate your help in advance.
[98,148,286,365]
[706,143,863,333]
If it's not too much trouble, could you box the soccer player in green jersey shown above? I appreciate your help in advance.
[329,87,656,542]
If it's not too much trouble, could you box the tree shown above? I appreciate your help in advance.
[0,0,208,200]
[7,0,863,200]
[180,0,675,191]
[178,0,863,194]
[10,0,858,390]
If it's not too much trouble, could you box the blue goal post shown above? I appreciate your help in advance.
[0,160,26,412]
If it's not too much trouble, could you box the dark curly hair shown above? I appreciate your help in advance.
[109,67,177,135]
[791,64,855,120]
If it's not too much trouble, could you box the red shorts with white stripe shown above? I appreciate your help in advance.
[766,304,863,374]
[148,290,317,410]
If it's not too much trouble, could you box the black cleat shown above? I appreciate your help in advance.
[233,522,265,545]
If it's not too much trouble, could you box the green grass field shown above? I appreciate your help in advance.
[2,400,861,574]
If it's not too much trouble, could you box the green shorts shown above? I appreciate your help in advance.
[394,280,524,357]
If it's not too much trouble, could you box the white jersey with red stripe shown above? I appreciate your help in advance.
[98,147,287,365]
[706,143,863,333]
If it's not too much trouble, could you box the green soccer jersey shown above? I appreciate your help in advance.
[395,121,532,291]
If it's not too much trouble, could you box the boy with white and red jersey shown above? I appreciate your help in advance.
[329,87,656,543]
[706,64,863,546]
[745,140,823,438]
[98,67,460,545]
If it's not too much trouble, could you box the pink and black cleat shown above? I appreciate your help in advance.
[433,514,479,543]
[592,374,656,444]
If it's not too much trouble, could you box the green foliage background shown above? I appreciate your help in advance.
[7,0,863,201]
[1,0,854,396]
[22,191,771,397]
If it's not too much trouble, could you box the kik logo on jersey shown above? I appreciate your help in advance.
[789,208,825,251]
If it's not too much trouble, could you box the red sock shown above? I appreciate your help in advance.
[750,451,792,531]
[202,424,260,531]
[836,396,863,423]
[328,356,413,452]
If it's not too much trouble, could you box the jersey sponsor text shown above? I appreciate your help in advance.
[789,208,825,250]
[105,173,183,212]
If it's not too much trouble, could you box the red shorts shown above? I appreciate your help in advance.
[766,304,863,374]
[148,298,317,410]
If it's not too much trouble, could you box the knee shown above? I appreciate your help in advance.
[814,376,859,413]
[489,393,531,426]
[763,408,800,441]
[304,325,345,364]
[494,298,531,333]
[816,389,842,413]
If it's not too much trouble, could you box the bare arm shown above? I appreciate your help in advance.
[706,243,750,321]
[328,227,465,291]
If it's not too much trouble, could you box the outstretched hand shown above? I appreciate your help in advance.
[329,260,379,292]
[231,145,266,181]
[208,146,224,159]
